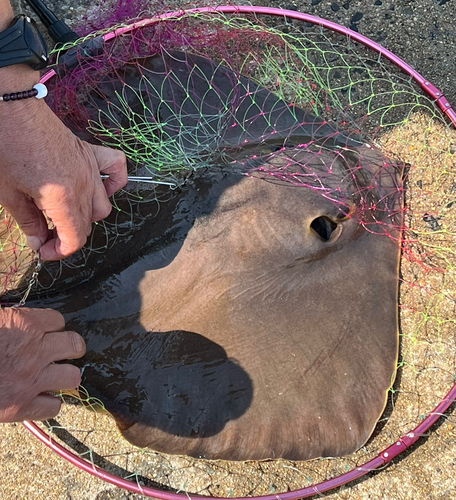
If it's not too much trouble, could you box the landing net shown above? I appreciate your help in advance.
[1,6,454,499]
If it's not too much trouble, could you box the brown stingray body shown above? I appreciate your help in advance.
[32,145,403,461]
[22,46,404,462]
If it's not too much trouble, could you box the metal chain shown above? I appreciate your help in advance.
[12,253,42,308]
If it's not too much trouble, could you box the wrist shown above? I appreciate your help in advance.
[0,93,53,137]
[0,10,49,77]
[0,64,41,96]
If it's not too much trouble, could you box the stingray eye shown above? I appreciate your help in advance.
[311,216,338,242]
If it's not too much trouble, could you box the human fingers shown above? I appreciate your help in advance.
[12,307,66,334]
[92,144,128,198]
[0,192,49,252]
[36,363,82,394]
[16,393,62,422]
[0,307,81,423]
[37,186,92,261]
[41,331,86,363]
[91,175,112,222]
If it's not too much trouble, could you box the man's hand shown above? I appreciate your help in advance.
[0,307,85,422]
[0,66,128,261]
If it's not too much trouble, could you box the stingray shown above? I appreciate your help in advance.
[28,151,403,461]
[24,52,404,461]
[62,50,364,164]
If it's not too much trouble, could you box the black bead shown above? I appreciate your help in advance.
[1,88,39,101]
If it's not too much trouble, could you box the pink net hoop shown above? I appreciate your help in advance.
[22,5,456,499]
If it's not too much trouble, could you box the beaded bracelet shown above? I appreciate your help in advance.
[0,83,48,102]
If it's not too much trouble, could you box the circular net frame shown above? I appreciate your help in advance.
[1,6,455,499]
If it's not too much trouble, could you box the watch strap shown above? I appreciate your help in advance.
[0,15,49,71]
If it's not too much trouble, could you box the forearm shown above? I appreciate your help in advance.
[0,0,14,31]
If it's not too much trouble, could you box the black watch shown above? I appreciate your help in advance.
[0,15,49,71]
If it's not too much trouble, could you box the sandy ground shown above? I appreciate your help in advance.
[1,0,455,499]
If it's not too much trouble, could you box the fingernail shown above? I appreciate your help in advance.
[27,236,43,251]
[74,334,86,355]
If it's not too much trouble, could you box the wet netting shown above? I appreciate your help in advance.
[1,5,455,498]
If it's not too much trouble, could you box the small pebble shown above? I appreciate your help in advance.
[423,213,442,231]
[331,3,340,12]
[351,12,364,23]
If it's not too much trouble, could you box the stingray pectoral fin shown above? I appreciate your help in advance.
[76,329,253,451]
[116,50,364,158]
[220,76,363,151]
